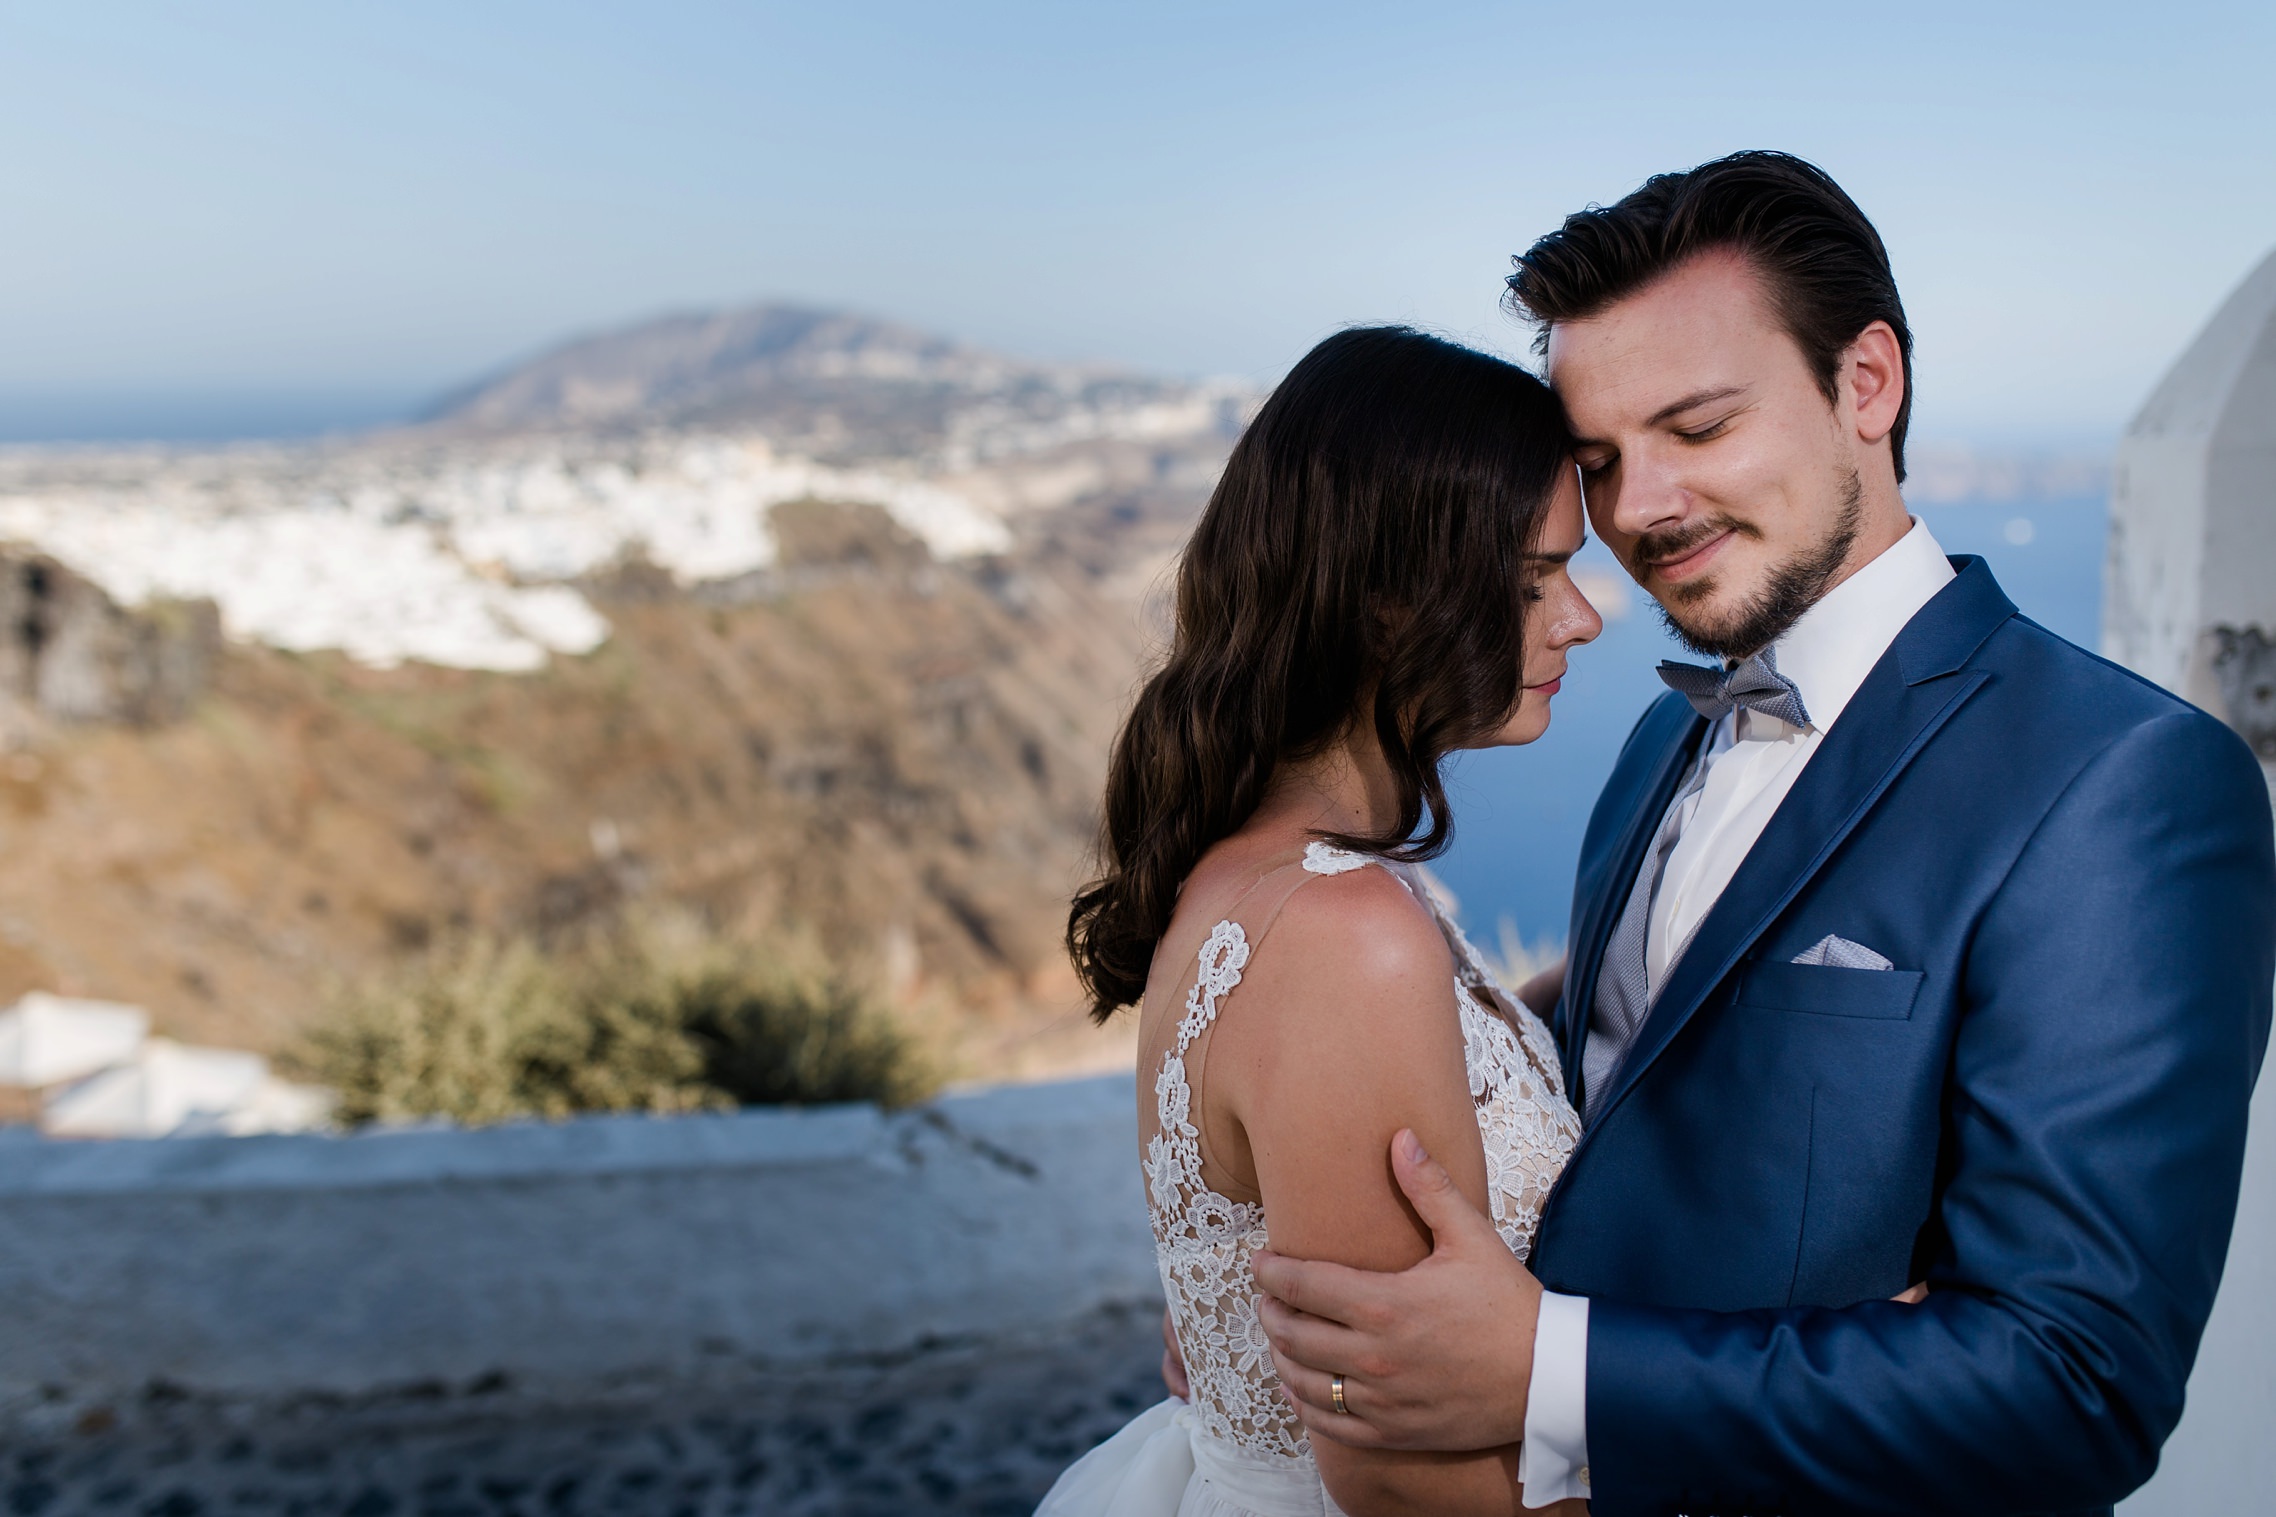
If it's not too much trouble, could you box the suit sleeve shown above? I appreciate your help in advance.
[1582,709,2276,1516]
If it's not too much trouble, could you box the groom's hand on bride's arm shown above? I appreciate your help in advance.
[1253,1128,1540,1452]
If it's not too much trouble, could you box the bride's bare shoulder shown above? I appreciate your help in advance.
[1274,873,1447,1000]
[1152,839,1457,1044]
[1218,860,1483,1256]
[1238,860,1458,1029]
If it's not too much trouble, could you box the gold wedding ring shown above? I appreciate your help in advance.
[1330,1373,1350,1415]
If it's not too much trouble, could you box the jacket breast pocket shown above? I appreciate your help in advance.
[1735,958,1924,1021]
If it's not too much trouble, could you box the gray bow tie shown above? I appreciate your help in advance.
[1657,649,1812,729]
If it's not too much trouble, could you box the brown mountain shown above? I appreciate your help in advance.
[422,302,1229,467]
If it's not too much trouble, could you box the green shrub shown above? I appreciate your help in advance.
[306,919,932,1127]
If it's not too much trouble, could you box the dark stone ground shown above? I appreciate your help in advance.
[0,1305,1163,1517]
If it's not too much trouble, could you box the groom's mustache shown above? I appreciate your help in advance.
[1630,515,1763,577]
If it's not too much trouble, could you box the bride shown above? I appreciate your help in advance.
[1043,326,1599,1517]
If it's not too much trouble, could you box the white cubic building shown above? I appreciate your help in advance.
[2109,247,2276,1516]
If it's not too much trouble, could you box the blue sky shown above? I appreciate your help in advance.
[3,1,2272,443]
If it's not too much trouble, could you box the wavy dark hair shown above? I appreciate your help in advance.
[1067,326,1571,1019]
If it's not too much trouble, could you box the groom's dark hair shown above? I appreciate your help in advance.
[1507,150,1915,482]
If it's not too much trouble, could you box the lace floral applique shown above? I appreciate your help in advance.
[1454,981,1577,1260]
[1301,840,1370,875]
[1144,919,1300,1459]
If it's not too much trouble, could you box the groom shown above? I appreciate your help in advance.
[1248,152,2276,1514]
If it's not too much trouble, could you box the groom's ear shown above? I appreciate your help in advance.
[1845,321,1907,448]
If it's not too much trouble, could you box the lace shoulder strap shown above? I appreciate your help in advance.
[1165,843,1388,1060]
[1171,917,1252,1056]
[1153,847,1396,1202]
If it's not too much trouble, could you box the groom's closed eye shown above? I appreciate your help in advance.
[1645,384,1748,431]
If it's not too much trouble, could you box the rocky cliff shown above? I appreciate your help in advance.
[0,548,219,727]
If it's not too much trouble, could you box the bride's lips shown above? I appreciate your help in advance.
[1525,675,1563,696]
[1643,527,1734,584]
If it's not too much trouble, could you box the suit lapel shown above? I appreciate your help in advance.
[1580,557,2017,1131]
[1558,693,1704,1105]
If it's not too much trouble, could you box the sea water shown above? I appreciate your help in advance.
[1433,497,2110,950]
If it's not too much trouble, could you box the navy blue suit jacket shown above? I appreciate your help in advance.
[1532,558,2276,1516]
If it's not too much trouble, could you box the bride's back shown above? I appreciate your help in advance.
[1134,827,1450,1205]
[1129,820,1579,1482]
[1131,826,1467,1465]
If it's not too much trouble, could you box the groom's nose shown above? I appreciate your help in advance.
[1591,447,1696,550]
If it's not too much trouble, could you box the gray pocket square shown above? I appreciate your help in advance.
[1793,934,1894,971]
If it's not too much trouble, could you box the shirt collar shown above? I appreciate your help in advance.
[1757,517,1955,735]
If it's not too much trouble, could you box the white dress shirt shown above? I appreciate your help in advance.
[1517,519,1956,1507]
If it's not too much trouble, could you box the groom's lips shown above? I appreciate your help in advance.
[1643,528,1734,584]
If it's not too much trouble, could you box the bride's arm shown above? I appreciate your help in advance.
[1513,958,1566,1019]
[1206,868,1543,1517]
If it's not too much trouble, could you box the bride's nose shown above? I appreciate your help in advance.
[1551,578,1603,650]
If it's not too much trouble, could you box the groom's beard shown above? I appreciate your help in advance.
[1644,468,1864,661]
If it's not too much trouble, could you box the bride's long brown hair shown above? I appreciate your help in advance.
[1068,326,1571,1020]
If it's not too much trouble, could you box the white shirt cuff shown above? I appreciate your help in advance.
[1517,1290,1591,1506]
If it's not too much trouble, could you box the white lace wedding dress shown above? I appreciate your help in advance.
[1036,843,1582,1517]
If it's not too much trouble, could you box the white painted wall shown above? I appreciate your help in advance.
[0,1073,1156,1406]
[2106,247,2276,708]
[2122,1062,2276,1513]
[2109,243,2276,1515]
